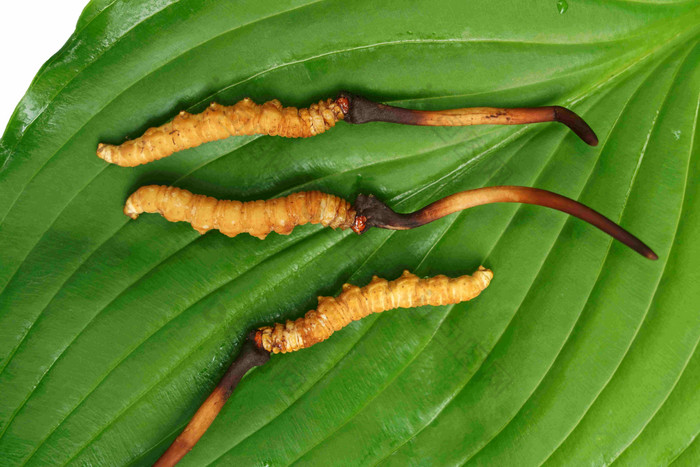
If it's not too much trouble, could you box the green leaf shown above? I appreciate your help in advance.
[0,1,698,465]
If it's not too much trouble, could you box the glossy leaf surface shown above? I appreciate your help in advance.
[0,1,698,465]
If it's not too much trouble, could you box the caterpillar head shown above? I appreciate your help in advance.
[335,91,410,126]
[351,193,423,234]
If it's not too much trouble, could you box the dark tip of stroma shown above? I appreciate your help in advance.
[552,106,599,146]
[644,250,659,261]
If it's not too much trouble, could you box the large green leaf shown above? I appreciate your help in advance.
[1,1,699,465]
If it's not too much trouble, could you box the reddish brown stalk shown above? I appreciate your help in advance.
[352,186,657,260]
[97,92,598,167]
[151,184,656,464]
[154,332,269,467]
[127,185,656,260]
[337,92,599,146]
[156,268,492,465]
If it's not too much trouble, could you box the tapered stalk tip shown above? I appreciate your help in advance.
[336,91,599,146]
[353,187,657,260]
[552,106,599,146]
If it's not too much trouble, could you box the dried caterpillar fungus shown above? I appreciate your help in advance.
[256,267,493,354]
[124,185,355,239]
[154,268,492,466]
[98,91,601,169]
[125,184,658,259]
[97,98,344,167]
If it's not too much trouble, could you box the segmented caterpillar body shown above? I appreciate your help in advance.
[124,185,355,239]
[154,268,492,466]
[125,185,657,259]
[98,98,345,167]
[98,92,599,168]
[256,267,493,354]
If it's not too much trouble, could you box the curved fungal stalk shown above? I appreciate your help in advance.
[154,331,269,467]
[124,185,656,259]
[352,186,657,260]
[98,93,597,167]
[156,268,492,466]
[336,91,599,146]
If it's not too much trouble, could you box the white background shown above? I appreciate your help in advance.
[0,1,87,133]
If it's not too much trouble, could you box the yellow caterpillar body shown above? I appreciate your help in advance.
[124,185,355,239]
[256,267,493,354]
[97,98,345,167]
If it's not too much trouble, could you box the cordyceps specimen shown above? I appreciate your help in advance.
[154,267,493,466]
[124,184,657,259]
[97,91,599,167]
